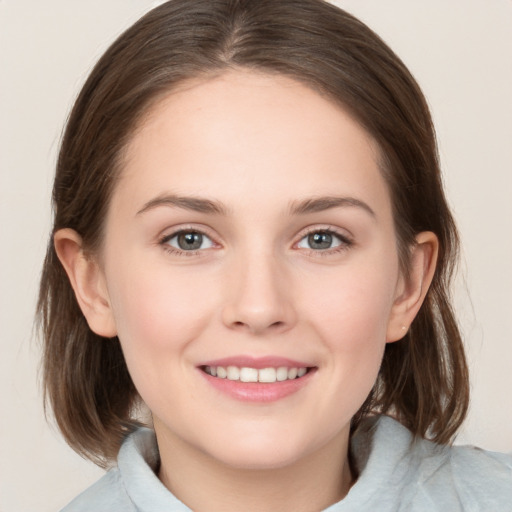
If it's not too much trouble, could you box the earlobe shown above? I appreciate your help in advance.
[54,228,117,338]
[386,231,439,343]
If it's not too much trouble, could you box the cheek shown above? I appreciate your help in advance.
[302,259,398,398]
[307,265,398,345]
[104,262,218,396]
[108,263,212,342]
[105,267,218,416]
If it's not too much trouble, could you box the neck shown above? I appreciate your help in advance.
[156,427,354,512]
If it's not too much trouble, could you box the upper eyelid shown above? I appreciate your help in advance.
[159,224,219,243]
[159,228,218,257]
[157,224,354,247]
[294,228,354,258]
[162,230,213,243]
[295,225,353,241]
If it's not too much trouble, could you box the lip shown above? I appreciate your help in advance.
[200,355,312,369]
[197,355,316,403]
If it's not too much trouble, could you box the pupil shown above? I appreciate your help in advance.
[309,232,332,249]
[178,232,202,250]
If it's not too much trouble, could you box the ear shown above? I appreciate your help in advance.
[386,231,439,343]
[54,228,117,338]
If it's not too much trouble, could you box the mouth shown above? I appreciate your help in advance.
[197,358,316,402]
[201,365,312,383]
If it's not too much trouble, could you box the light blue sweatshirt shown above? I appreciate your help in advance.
[61,416,512,511]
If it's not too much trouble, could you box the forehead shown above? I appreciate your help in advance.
[113,70,390,215]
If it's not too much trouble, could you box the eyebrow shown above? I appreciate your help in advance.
[136,193,375,218]
[289,196,376,218]
[136,194,228,216]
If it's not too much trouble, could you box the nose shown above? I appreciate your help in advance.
[221,251,297,335]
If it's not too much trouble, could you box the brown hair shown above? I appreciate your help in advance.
[38,0,469,467]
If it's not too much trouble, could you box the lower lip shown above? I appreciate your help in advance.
[199,369,315,403]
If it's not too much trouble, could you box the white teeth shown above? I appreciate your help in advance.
[258,367,277,383]
[205,365,217,377]
[204,365,309,382]
[240,367,258,382]
[276,367,288,381]
[288,367,298,379]
[227,366,240,380]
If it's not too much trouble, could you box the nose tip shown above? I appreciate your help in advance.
[221,258,296,335]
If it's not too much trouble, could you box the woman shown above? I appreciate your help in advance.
[38,1,512,510]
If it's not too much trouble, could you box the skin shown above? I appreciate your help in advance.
[55,70,438,512]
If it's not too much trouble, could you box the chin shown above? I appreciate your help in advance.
[198,426,329,471]
[210,443,307,471]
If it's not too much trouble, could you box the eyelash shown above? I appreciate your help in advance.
[158,226,354,257]
[295,226,354,256]
[159,227,216,257]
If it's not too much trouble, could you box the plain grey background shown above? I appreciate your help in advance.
[1,1,511,510]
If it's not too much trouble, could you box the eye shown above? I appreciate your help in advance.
[163,230,214,251]
[296,230,349,251]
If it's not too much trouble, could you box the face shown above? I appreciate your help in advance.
[98,71,406,470]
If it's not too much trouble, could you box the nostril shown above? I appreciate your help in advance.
[229,319,286,334]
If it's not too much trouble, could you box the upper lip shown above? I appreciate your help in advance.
[199,355,314,369]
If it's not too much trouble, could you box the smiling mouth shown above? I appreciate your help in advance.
[201,365,313,383]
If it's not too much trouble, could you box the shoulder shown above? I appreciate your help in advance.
[436,442,512,508]
[60,468,135,512]
[346,416,512,511]
[60,427,191,512]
